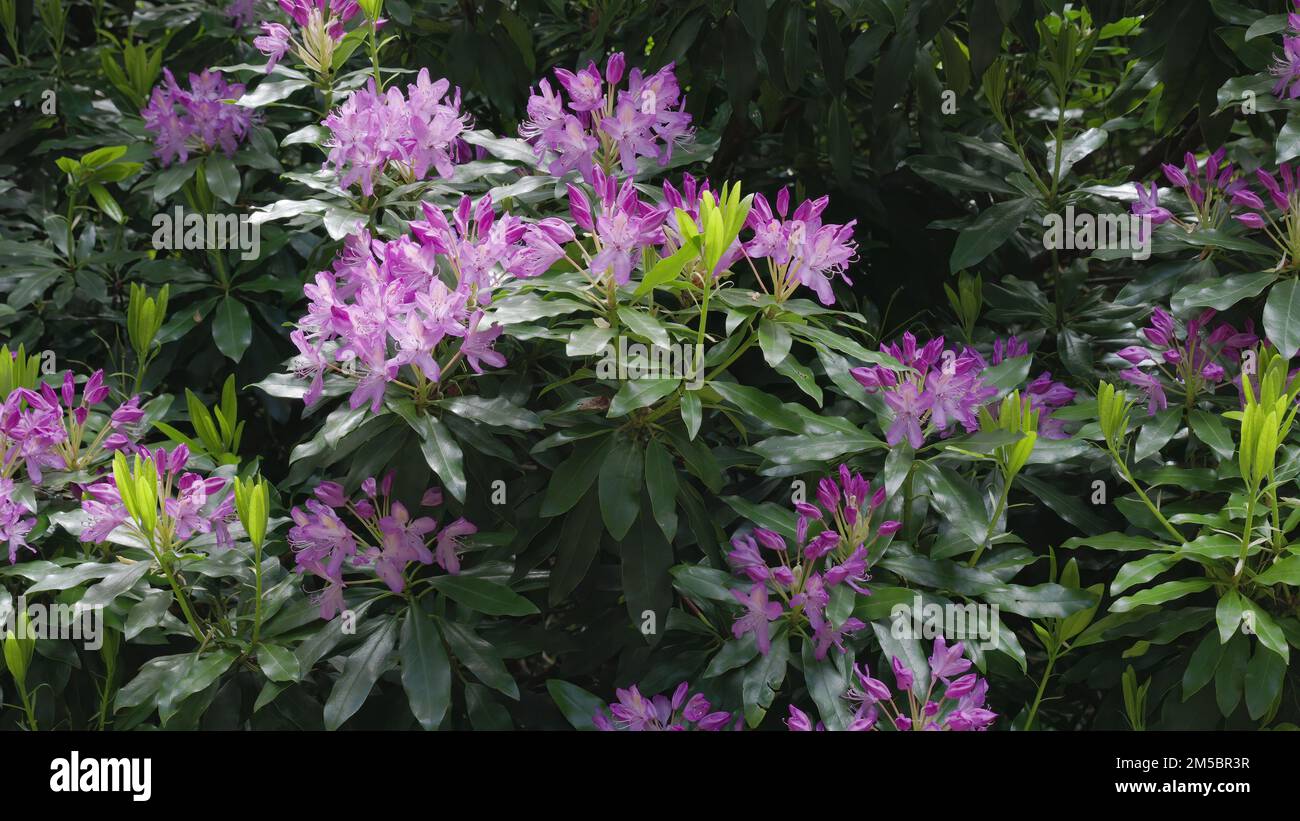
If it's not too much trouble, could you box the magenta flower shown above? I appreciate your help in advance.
[79,447,236,552]
[520,51,693,181]
[254,23,292,72]
[593,681,736,731]
[141,69,255,166]
[291,476,476,617]
[730,583,783,655]
[743,188,857,306]
[1130,182,1171,238]
[1274,35,1300,100]
[1118,305,1255,415]
[883,383,932,448]
[323,70,469,196]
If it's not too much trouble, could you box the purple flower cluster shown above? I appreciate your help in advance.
[1131,148,1246,234]
[566,167,669,285]
[851,334,1074,447]
[593,681,737,731]
[0,478,32,564]
[2,370,142,485]
[726,467,900,660]
[744,187,858,306]
[289,475,475,619]
[520,51,693,180]
[1271,4,1300,100]
[80,445,236,549]
[253,0,360,73]
[292,195,563,410]
[1117,307,1257,415]
[225,0,258,28]
[141,69,256,167]
[322,70,471,196]
[787,636,996,731]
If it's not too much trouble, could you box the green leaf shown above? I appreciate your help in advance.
[621,504,674,643]
[757,318,793,367]
[427,576,539,616]
[547,679,605,730]
[437,395,541,430]
[598,435,643,540]
[1183,629,1224,700]
[541,436,613,517]
[1216,590,1247,644]
[742,633,789,727]
[949,198,1034,273]
[1134,407,1182,462]
[256,645,301,683]
[87,183,125,223]
[922,463,988,546]
[680,391,702,440]
[633,245,694,296]
[800,631,852,727]
[1215,632,1249,716]
[643,439,679,542]
[549,491,604,604]
[204,154,241,206]
[212,296,252,362]
[1253,554,1300,586]
[1111,579,1212,613]
[1245,641,1286,719]
[410,415,467,502]
[440,620,518,699]
[1188,409,1235,461]
[1111,553,1178,596]
[608,378,679,417]
[401,603,451,730]
[323,617,398,730]
[616,307,671,349]
[1170,272,1274,314]
[1264,278,1300,359]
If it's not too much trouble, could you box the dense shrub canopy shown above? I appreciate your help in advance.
[1,0,1299,732]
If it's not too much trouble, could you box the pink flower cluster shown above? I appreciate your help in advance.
[1131,148,1247,234]
[566,167,669,285]
[593,681,737,731]
[520,51,693,180]
[141,69,256,167]
[2,370,142,485]
[727,467,900,660]
[253,1,361,72]
[291,194,568,411]
[322,69,472,196]
[289,475,476,619]
[744,187,858,306]
[0,479,32,564]
[787,636,997,731]
[80,445,237,549]
[851,334,1074,446]
[1117,307,1257,415]
[1271,3,1300,100]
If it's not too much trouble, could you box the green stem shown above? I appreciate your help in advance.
[251,543,264,648]
[1110,448,1184,543]
[968,475,1013,567]
[1024,647,1057,731]
[1235,492,1257,587]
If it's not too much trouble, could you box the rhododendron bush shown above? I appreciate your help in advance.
[3,0,1300,736]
